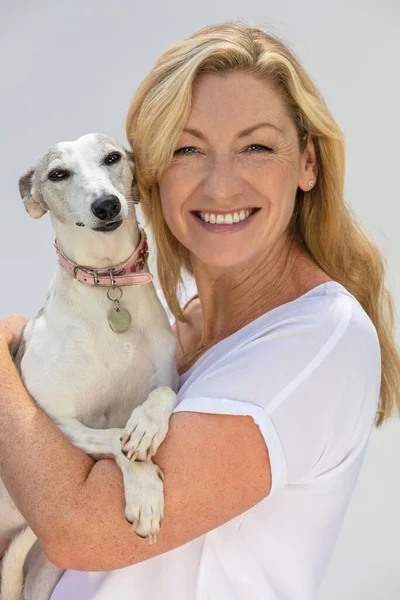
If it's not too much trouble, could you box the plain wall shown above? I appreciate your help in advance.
[0,0,399,597]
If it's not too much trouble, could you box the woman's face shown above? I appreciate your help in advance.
[158,71,317,271]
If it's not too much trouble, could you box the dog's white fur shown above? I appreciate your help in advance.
[0,133,178,600]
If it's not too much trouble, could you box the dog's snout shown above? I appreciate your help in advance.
[91,195,121,221]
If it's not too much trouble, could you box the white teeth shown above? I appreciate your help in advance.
[199,209,255,224]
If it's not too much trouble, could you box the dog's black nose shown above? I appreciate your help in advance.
[91,195,121,221]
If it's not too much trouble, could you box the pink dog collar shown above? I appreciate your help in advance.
[54,227,154,287]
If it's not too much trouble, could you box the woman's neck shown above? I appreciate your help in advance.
[190,243,330,350]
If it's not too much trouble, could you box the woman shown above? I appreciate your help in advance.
[1,20,399,600]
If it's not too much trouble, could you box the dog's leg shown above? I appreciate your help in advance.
[0,480,32,600]
[0,527,37,600]
[54,418,123,460]
[55,418,164,540]
[120,385,177,461]
[116,455,164,541]
[22,539,63,600]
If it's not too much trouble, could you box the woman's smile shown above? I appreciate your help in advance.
[191,207,261,233]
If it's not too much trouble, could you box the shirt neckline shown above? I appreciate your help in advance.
[177,281,349,382]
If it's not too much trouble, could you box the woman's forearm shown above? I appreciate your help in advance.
[0,339,96,552]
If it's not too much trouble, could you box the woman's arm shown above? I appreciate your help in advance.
[0,337,95,544]
[0,326,272,572]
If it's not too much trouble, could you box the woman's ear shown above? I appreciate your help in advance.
[298,134,318,192]
[18,168,48,219]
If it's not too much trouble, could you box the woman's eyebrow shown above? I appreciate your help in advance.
[182,122,283,140]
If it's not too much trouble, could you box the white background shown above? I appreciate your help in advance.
[0,1,399,596]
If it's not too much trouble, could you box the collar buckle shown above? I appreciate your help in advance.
[74,266,99,286]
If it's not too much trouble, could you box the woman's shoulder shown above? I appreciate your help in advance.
[258,280,380,366]
[180,279,380,385]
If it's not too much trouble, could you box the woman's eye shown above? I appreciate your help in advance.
[245,144,273,153]
[173,144,273,157]
[173,146,197,156]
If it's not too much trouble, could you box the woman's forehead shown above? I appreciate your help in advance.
[185,73,292,138]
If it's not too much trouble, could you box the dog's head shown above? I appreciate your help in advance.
[19,133,139,234]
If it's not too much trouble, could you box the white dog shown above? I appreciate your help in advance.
[0,133,178,600]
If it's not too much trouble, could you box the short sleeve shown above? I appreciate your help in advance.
[173,293,381,498]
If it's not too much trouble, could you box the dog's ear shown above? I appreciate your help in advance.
[18,168,48,219]
[123,146,135,172]
[123,147,140,205]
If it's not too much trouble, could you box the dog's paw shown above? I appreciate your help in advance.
[124,460,164,544]
[120,403,169,461]
[120,386,176,461]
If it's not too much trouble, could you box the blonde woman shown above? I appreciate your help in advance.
[0,20,399,600]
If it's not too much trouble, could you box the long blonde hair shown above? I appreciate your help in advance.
[125,20,400,428]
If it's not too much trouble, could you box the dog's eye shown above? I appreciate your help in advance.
[104,152,122,165]
[48,169,70,181]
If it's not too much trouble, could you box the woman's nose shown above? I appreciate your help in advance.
[201,155,242,201]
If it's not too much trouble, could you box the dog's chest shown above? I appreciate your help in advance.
[20,281,175,430]
[73,330,156,428]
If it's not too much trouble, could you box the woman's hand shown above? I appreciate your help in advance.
[0,314,28,356]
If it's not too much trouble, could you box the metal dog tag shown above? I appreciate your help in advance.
[108,306,132,333]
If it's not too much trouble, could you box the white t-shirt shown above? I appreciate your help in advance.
[51,279,381,600]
